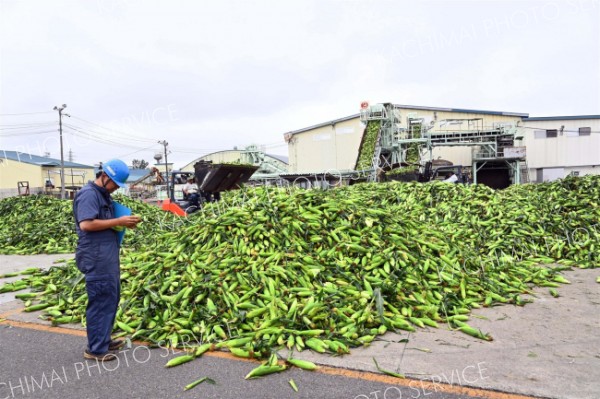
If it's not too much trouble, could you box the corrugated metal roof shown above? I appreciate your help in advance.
[267,153,289,164]
[123,168,152,183]
[1,150,94,168]
[523,115,600,121]
[284,104,529,136]
[127,169,152,179]
[394,104,528,117]
[284,114,360,136]
[192,150,289,165]
[91,168,155,183]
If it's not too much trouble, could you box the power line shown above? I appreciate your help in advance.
[64,122,159,144]
[63,125,156,150]
[63,123,160,146]
[65,122,241,152]
[1,111,288,160]
[0,130,58,137]
[0,111,54,116]
[64,126,147,148]
[157,145,239,154]
[69,114,290,150]
[68,115,161,142]
[0,122,55,128]
[115,144,159,159]
[62,125,232,154]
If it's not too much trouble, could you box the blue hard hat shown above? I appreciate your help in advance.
[103,159,129,188]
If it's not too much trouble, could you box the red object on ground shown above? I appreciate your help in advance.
[161,199,186,216]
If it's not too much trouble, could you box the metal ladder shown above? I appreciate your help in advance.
[519,160,530,183]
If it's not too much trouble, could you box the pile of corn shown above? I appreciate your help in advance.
[0,195,75,254]
[0,194,179,254]
[2,176,599,374]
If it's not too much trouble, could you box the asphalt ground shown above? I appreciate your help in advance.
[0,323,523,399]
[2,254,599,399]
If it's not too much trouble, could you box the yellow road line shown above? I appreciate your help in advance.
[315,366,540,399]
[0,313,539,399]
[0,317,87,337]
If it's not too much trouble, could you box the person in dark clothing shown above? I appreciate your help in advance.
[73,159,140,361]
[95,162,103,179]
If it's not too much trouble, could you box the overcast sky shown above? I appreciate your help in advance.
[1,0,598,168]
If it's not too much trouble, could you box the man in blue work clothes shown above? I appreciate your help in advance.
[73,159,141,361]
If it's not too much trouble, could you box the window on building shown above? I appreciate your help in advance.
[545,129,558,138]
[566,131,579,137]
[534,130,559,138]
[579,127,591,136]
[534,130,546,139]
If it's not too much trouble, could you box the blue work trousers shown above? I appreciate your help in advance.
[85,277,120,354]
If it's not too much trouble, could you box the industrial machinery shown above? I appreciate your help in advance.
[161,161,258,216]
[130,167,165,187]
[357,102,528,188]
[423,164,469,183]
[129,167,165,199]
[382,163,468,184]
[240,145,288,176]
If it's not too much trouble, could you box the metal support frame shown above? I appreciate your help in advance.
[510,161,521,185]
[358,103,527,185]
[469,142,499,160]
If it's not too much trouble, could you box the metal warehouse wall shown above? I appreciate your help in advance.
[522,118,600,180]
[287,117,363,173]
[0,159,92,198]
[0,159,41,196]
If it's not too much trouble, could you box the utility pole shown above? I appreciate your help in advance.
[53,104,67,199]
[158,140,169,196]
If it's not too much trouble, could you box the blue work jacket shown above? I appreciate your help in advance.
[73,182,120,281]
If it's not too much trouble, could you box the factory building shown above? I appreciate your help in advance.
[521,115,600,182]
[284,104,527,174]
[2,109,596,200]
[0,151,94,198]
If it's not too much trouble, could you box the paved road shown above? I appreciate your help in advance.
[0,324,502,399]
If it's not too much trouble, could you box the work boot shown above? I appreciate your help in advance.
[109,339,125,350]
[83,349,118,362]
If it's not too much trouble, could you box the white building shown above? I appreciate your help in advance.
[521,115,600,182]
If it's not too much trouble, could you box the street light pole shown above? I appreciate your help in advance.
[158,140,169,196]
[53,104,67,199]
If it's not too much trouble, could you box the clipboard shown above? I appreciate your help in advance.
[113,202,131,246]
